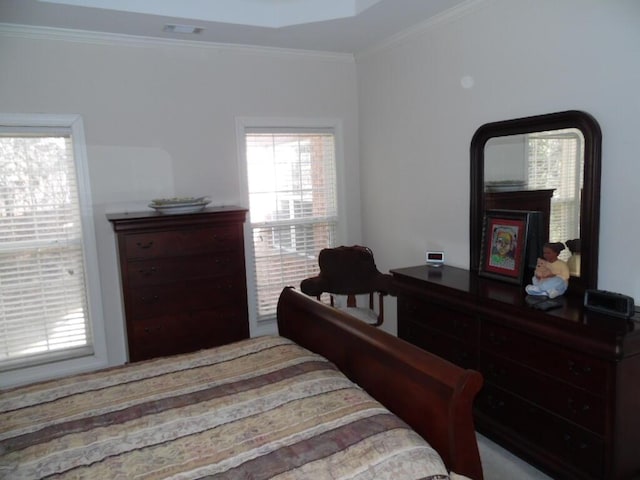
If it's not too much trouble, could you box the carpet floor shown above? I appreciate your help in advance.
[477,433,553,479]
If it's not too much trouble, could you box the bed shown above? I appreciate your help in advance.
[0,287,484,480]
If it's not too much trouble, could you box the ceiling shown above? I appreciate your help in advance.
[0,0,472,55]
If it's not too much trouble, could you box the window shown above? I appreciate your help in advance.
[527,129,583,259]
[0,114,106,386]
[240,123,340,325]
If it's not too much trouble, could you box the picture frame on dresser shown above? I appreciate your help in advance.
[479,209,534,285]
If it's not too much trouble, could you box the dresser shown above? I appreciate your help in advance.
[108,207,250,362]
[391,264,640,480]
[485,189,555,241]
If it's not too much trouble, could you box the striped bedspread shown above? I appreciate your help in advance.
[1,336,453,479]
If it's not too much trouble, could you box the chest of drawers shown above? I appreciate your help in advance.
[108,207,249,362]
[391,264,640,480]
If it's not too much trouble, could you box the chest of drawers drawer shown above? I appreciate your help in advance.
[398,294,478,342]
[476,384,604,480]
[129,306,248,361]
[400,318,477,368]
[480,351,605,434]
[123,226,241,260]
[128,277,246,319]
[481,320,608,393]
[125,252,243,286]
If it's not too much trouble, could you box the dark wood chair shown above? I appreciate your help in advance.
[300,245,394,326]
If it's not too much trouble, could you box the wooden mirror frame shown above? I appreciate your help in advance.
[470,110,602,295]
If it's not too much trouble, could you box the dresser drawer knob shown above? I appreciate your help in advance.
[488,332,507,346]
[453,319,469,330]
[141,294,160,303]
[136,241,154,249]
[567,397,591,414]
[486,394,505,410]
[563,433,588,450]
[138,267,157,276]
[568,360,592,376]
[405,303,418,314]
[456,350,470,362]
[487,362,507,378]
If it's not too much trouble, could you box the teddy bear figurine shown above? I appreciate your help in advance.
[534,257,553,279]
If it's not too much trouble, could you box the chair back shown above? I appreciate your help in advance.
[300,245,393,326]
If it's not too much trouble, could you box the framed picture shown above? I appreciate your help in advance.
[479,209,533,285]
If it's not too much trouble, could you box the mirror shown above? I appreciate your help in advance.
[470,111,601,295]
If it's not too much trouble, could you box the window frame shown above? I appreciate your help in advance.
[0,113,108,388]
[236,117,346,336]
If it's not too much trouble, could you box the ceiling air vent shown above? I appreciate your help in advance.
[163,24,204,34]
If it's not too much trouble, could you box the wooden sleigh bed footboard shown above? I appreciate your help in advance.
[277,287,484,480]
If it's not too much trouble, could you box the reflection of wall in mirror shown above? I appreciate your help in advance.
[484,136,526,184]
[567,253,581,276]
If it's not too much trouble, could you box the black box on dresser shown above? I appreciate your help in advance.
[391,264,640,480]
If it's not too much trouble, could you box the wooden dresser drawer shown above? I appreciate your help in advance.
[129,307,249,361]
[481,321,608,393]
[123,226,241,259]
[399,318,477,368]
[477,385,604,480]
[398,294,478,342]
[129,278,246,319]
[481,352,605,434]
[125,252,243,286]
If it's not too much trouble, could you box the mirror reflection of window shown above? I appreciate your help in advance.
[526,128,584,261]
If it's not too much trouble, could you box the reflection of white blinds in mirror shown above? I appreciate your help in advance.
[526,129,584,259]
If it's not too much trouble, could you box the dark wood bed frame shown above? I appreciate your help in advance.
[277,287,484,480]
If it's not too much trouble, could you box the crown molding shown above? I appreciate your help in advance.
[355,0,491,61]
[0,23,355,63]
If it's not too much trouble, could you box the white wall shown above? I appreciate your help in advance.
[1,0,639,363]
[357,0,640,334]
[0,33,361,366]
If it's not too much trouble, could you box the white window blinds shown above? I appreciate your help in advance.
[0,127,93,370]
[527,129,584,256]
[245,129,338,323]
